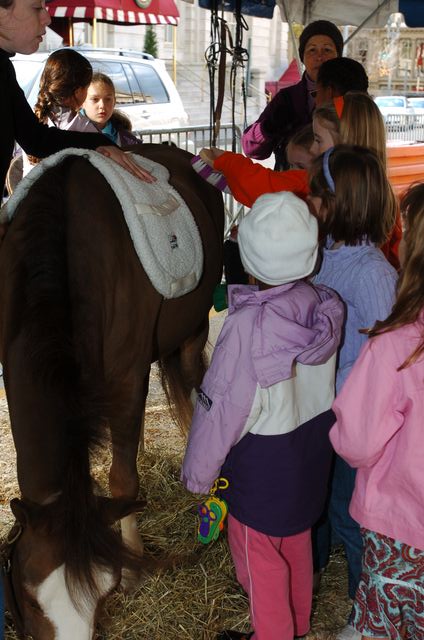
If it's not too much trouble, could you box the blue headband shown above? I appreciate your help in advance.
[323,147,335,193]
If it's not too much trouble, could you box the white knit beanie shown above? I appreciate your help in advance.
[238,192,318,285]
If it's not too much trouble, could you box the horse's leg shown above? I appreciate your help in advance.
[179,319,209,399]
[159,319,209,438]
[108,371,149,563]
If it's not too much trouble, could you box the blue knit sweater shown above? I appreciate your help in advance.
[313,242,398,393]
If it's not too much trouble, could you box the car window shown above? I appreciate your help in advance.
[122,64,145,103]
[131,63,169,104]
[409,99,424,108]
[376,97,405,108]
[13,60,43,96]
[89,60,134,105]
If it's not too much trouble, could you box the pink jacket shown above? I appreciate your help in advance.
[330,321,424,551]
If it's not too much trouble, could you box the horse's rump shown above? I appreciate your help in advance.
[0,144,224,418]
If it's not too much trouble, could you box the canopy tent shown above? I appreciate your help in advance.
[276,0,424,29]
[47,0,180,25]
[196,0,424,28]
[265,59,301,99]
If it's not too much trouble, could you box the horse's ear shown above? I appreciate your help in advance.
[98,497,147,525]
[10,498,33,525]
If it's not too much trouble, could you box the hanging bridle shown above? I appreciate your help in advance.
[205,0,228,146]
[205,0,249,150]
[230,0,249,150]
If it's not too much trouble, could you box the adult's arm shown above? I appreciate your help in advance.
[214,151,309,207]
[241,82,301,160]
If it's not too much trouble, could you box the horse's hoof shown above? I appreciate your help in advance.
[120,567,146,592]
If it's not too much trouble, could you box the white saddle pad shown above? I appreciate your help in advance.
[6,148,203,299]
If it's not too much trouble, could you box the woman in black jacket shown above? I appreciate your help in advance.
[0,0,154,198]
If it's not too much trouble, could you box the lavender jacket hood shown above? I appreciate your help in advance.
[182,280,344,501]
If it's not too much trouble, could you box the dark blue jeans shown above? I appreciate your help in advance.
[312,513,331,572]
[223,240,248,285]
[329,455,363,599]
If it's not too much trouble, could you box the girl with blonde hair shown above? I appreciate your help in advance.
[312,91,387,166]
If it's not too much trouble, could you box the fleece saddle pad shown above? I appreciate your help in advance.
[6,148,203,299]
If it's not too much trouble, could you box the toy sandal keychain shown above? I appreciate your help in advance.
[197,477,229,544]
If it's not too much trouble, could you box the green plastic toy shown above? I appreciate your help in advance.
[197,477,229,544]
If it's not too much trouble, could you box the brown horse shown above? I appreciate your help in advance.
[0,144,224,639]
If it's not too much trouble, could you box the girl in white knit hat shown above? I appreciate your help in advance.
[182,191,344,640]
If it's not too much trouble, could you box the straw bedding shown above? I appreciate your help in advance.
[0,365,352,639]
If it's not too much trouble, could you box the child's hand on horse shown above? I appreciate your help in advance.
[199,147,226,168]
[96,146,157,183]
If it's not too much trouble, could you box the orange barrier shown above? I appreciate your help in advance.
[387,143,424,195]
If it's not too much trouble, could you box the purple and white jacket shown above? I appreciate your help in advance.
[181,281,344,537]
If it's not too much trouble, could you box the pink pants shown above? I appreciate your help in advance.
[228,514,313,640]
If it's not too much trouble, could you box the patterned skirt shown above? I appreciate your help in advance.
[350,529,424,639]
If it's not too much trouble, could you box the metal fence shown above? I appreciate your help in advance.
[133,123,245,235]
[134,117,424,232]
[384,113,424,142]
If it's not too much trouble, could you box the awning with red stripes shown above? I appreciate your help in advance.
[47,0,179,25]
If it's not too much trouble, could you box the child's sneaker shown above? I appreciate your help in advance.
[336,624,362,640]
[191,155,230,193]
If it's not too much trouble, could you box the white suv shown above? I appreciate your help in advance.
[12,47,189,133]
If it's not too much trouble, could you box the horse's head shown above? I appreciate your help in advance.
[2,496,146,639]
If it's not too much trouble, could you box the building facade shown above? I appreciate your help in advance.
[71,8,423,128]
[344,25,424,94]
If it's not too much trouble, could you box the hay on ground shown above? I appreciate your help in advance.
[0,387,352,640]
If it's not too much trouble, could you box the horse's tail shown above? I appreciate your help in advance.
[11,160,141,605]
[61,425,143,609]
[158,324,208,437]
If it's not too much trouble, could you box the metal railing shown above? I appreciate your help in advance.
[133,116,424,233]
[133,123,245,234]
[384,114,424,142]
[134,122,242,155]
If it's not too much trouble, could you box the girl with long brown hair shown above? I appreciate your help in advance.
[309,144,398,640]
[33,48,95,130]
[330,182,424,640]
[23,48,99,171]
